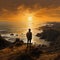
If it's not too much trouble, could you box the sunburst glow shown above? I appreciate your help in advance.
[28,16,33,21]
[23,12,34,21]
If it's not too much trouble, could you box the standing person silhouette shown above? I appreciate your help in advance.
[26,29,32,48]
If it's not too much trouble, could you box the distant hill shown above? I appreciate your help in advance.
[39,22,60,31]
[36,22,60,49]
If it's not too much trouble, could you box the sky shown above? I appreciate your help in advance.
[0,0,60,44]
[0,0,60,22]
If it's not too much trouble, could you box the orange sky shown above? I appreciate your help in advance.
[0,0,60,23]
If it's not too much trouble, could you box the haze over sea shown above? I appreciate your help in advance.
[0,20,49,46]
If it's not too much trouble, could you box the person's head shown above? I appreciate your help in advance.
[28,29,31,32]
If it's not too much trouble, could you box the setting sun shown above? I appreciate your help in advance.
[28,16,33,21]
[23,12,34,21]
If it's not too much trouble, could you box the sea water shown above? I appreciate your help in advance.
[0,21,49,46]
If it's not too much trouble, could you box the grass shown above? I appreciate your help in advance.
[0,44,60,60]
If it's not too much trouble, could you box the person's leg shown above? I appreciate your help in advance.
[30,40,31,44]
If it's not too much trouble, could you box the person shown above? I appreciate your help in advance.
[26,29,32,48]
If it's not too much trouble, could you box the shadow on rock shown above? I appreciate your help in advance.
[55,55,60,60]
[15,53,33,60]
[30,47,43,58]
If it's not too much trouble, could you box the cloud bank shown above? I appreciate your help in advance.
[0,0,60,21]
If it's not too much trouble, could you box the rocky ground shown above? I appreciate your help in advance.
[0,44,60,60]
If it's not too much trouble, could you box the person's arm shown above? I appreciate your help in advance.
[31,32,32,39]
[26,32,28,38]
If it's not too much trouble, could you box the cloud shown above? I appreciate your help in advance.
[0,0,60,12]
[0,0,60,20]
[34,7,60,18]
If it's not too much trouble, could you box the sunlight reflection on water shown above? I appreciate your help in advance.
[0,21,50,46]
[1,28,50,46]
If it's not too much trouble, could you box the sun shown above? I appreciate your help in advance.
[22,12,34,21]
[28,16,33,21]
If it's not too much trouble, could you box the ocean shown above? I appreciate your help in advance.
[0,21,49,46]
